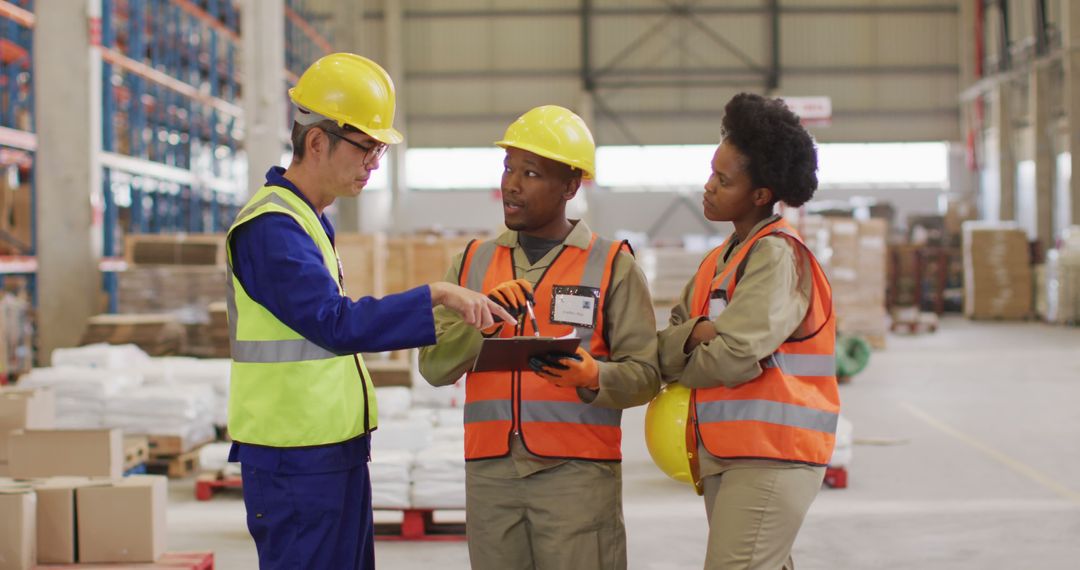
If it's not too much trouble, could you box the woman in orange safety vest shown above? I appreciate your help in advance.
[656,93,839,570]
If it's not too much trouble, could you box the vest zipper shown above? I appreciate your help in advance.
[354,354,370,434]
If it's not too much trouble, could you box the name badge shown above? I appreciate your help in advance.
[550,285,600,328]
[708,290,728,319]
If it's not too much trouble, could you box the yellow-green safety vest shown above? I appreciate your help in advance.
[225,185,378,447]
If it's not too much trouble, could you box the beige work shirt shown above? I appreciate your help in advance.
[656,215,816,477]
[419,220,661,478]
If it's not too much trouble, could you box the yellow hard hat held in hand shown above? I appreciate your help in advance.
[496,105,596,179]
[645,382,702,493]
[289,53,404,145]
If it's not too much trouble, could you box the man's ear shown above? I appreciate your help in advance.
[563,171,582,200]
[752,187,775,207]
[305,128,326,159]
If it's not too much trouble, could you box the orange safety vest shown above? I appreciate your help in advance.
[688,218,839,466]
[459,233,627,461]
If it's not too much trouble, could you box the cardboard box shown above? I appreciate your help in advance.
[7,429,123,479]
[32,477,104,564]
[0,388,55,463]
[76,475,167,563]
[0,487,36,570]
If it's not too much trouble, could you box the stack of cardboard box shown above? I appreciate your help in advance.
[0,388,55,476]
[383,234,486,294]
[0,392,169,567]
[80,314,187,356]
[123,233,226,266]
[826,218,889,348]
[639,248,709,304]
[117,265,227,316]
[337,232,388,299]
[0,475,167,567]
[962,222,1032,320]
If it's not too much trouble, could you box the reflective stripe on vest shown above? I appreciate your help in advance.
[689,218,839,466]
[464,399,621,427]
[696,399,839,434]
[459,233,625,460]
[226,185,377,448]
[762,352,837,377]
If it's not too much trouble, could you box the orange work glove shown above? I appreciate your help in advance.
[481,279,533,336]
[486,278,534,314]
[529,347,600,390]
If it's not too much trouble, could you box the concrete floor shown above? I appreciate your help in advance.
[165,317,1080,568]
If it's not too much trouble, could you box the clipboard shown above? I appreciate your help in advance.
[470,337,582,373]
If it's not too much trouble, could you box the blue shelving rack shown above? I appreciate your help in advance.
[96,0,245,312]
[284,0,335,84]
[0,0,36,375]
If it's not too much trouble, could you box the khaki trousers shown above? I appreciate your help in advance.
[702,463,825,570]
[465,460,627,570]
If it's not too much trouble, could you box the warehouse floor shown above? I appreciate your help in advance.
[164,317,1080,569]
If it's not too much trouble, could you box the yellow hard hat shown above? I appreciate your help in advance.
[289,53,404,145]
[644,382,694,485]
[495,105,596,179]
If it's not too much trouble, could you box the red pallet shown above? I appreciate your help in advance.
[824,466,848,489]
[195,473,243,501]
[34,551,213,569]
[375,509,466,542]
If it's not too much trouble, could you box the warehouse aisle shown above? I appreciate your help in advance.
[166,318,1080,569]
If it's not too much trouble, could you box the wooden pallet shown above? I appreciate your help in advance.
[33,551,214,569]
[374,508,467,542]
[124,233,226,267]
[194,472,243,501]
[146,448,201,478]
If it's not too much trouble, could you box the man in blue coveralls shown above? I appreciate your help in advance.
[225,53,513,569]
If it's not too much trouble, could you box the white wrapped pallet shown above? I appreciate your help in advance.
[370,449,414,509]
[199,442,233,473]
[434,408,464,428]
[138,357,231,426]
[374,387,412,420]
[411,443,466,509]
[411,374,466,409]
[374,420,434,452]
[19,366,144,428]
[105,384,216,447]
[51,343,151,370]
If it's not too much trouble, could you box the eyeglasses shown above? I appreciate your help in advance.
[324,130,389,164]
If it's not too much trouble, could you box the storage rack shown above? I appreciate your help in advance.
[284,0,334,84]
[96,0,245,311]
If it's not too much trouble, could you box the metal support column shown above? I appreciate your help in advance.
[1064,0,1080,232]
[1030,64,1054,252]
[993,83,1015,221]
[242,0,286,200]
[385,0,408,232]
[34,0,101,363]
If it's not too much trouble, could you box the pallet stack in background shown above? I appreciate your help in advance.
[1042,227,1080,325]
[961,222,1033,320]
[824,217,889,348]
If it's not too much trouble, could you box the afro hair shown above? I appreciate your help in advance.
[720,93,819,208]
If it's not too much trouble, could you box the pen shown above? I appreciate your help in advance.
[525,299,540,337]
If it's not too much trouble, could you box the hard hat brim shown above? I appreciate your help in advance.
[495,140,594,180]
[288,87,405,145]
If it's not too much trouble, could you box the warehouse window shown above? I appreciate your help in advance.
[407,148,504,190]
[816,143,948,188]
[599,142,948,190]
[596,145,715,189]
[394,142,948,191]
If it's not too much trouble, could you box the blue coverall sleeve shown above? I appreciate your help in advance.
[229,214,437,354]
